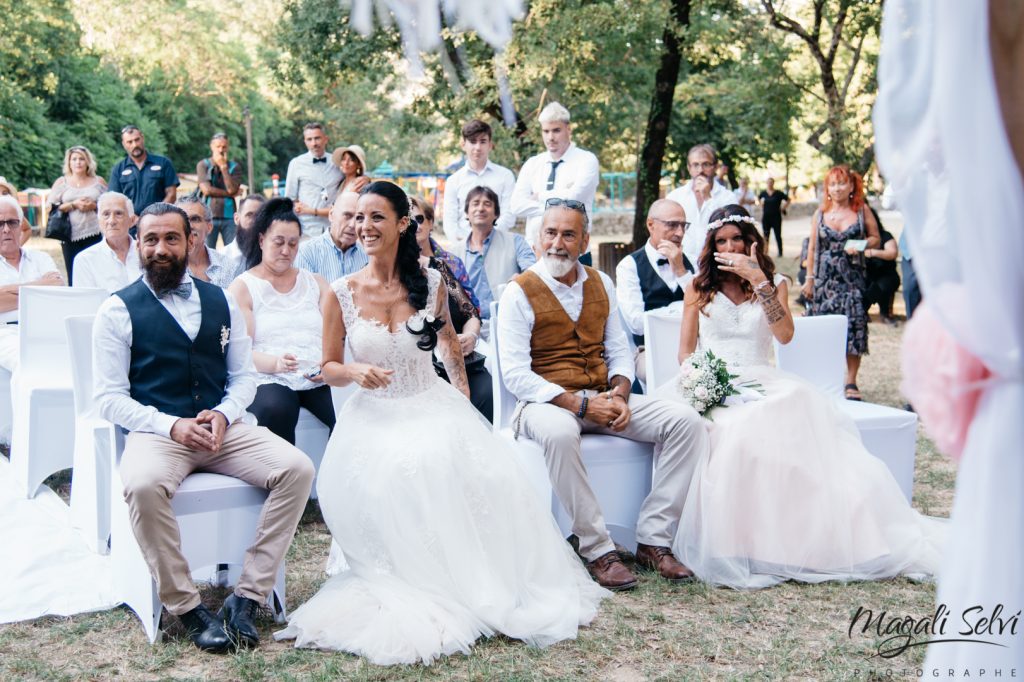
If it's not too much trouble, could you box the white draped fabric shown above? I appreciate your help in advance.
[875,0,1024,674]
[0,458,118,623]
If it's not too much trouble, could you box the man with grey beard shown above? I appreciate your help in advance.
[496,198,708,592]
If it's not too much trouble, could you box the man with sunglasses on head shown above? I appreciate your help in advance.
[666,143,733,268]
[461,185,535,339]
[616,199,693,383]
[108,125,180,222]
[497,198,707,592]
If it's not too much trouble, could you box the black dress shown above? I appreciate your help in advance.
[808,210,869,355]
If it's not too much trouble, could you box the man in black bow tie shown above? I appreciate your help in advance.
[615,199,694,382]
[284,122,342,237]
[93,203,314,652]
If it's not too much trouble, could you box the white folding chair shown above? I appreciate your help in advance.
[775,315,919,501]
[10,287,109,497]
[490,303,654,552]
[643,309,684,393]
[65,315,119,554]
[294,408,330,500]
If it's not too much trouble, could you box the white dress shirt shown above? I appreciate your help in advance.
[93,273,256,438]
[497,260,634,404]
[510,143,600,246]
[442,160,517,242]
[73,238,142,294]
[0,248,61,323]
[615,242,692,337]
[284,152,342,236]
[665,180,734,268]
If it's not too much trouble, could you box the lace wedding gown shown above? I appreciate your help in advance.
[656,278,945,589]
[275,270,607,664]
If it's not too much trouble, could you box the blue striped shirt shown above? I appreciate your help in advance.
[296,232,368,283]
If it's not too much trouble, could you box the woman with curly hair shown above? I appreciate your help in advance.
[656,205,943,590]
[275,181,607,664]
[802,165,881,400]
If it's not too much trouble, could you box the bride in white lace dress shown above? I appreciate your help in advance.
[274,182,608,664]
[656,206,945,589]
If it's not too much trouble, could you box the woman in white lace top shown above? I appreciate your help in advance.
[228,197,336,444]
[656,205,944,589]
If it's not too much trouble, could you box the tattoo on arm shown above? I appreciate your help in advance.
[757,286,787,324]
[435,290,471,398]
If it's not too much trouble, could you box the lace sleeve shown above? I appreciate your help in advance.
[331,276,355,329]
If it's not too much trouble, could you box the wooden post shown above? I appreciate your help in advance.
[244,107,255,195]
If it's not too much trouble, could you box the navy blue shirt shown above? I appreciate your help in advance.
[108,153,180,215]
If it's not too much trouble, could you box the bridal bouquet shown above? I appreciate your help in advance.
[676,350,761,417]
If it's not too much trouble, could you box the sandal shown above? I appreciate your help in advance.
[844,384,863,401]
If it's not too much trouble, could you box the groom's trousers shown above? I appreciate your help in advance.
[518,392,708,562]
[119,423,314,615]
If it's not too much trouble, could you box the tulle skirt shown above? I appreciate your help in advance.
[274,378,608,664]
[657,366,945,589]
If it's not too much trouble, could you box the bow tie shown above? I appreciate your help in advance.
[312,157,327,164]
[160,282,193,300]
[656,258,670,267]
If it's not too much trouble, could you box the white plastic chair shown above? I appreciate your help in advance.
[294,408,330,500]
[775,315,919,501]
[10,287,109,497]
[490,303,654,552]
[643,309,684,393]
[0,367,11,444]
[65,315,119,554]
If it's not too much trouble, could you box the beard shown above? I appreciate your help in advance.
[543,250,575,278]
[144,253,188,296]
[234,226,254,255]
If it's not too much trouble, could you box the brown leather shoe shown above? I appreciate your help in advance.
[635,543,694,582]
[586,551,638,591]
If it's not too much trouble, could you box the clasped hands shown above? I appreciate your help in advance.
[582,386,631,432]
[171,410,227,453]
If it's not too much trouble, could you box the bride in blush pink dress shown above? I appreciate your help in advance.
[656,205,945,590]
[274,182,608,664]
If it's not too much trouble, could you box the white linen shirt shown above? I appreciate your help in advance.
[510,143,600,246]
[665,180,734,268]
[72,238,142,294]
[284,152,342,236]
[615,242,692,336]
[92,273,256,438]
[497,260,634,404]
[442,160,517,242]
[0,248,62,323]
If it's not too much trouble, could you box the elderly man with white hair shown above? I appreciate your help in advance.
[510,102,601,253]
[73,191,142,293]
[0,195,65,370]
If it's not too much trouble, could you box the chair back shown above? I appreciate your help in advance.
[643,309,683,392]
[489,302,519,431]
[774,314,848,399]
[65,315,97,418]
[19,287,108,374]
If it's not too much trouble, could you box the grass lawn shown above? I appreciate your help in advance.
[0,213,955,680]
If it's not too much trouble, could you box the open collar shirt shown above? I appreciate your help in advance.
[442,160,517,242]
[496,260,634,404]
[72,238,142,294]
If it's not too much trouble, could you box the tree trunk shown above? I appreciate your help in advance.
[632,0,692,248]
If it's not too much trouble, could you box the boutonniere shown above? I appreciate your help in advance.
[220,325,230,354]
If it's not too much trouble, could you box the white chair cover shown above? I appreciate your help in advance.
[875,1,1024,669]
[10,287,109,497]
[642,309,683,393]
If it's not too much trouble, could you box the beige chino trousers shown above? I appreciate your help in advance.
[119,423,314,615]
[518,392,708,562]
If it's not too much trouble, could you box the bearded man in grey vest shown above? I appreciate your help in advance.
[93,203,314,653]
[461,185,535,339]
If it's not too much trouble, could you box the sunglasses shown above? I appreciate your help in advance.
[544,198,587,214]
[411,214,425,225]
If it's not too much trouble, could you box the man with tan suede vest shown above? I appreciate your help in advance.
[496,198,709,591]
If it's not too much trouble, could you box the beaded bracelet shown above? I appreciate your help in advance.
[577,396,589,419]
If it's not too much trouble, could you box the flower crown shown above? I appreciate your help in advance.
[708,214,758,230]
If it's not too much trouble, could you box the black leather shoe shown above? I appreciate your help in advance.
[179,604,233,653]
[219,593,260,648]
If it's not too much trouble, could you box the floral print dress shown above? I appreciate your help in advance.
[808,210,869,355]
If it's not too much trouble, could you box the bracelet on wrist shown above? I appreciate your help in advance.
[576,396,589,419]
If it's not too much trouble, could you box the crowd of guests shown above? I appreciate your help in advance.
[0,101,930,658]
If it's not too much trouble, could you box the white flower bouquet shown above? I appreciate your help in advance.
[676,350,762,417]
